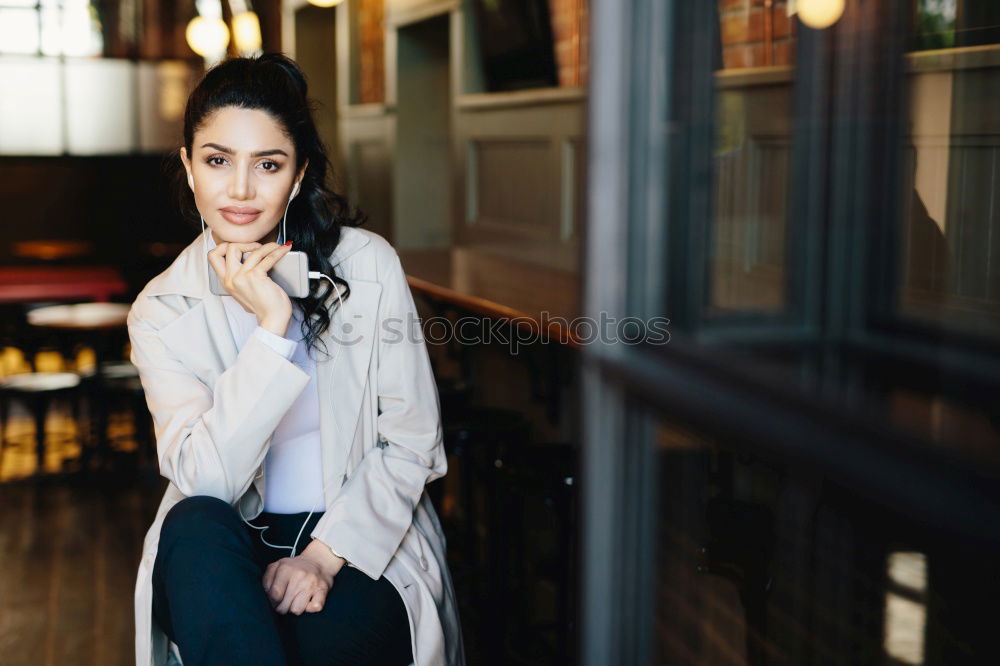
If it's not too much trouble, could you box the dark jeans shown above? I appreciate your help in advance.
[152,496,412,666]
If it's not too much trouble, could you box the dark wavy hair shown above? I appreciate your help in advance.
[170,53,365,358]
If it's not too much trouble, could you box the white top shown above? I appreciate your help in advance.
[205,231,325,513]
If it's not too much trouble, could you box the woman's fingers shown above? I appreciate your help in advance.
[238,242,283,272]
[207,243,228,283]
[266,565,291,607]
[262,561,278,596]
[275,574,309,614]
[262,556,335,615]
[288,587,315,616]
[224,242,260,284]
[252,244,292,275]
[305,584,329,614]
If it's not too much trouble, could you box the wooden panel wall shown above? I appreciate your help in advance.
[453,98,585,271]
[711,78,792,312]
[340,111,396,242]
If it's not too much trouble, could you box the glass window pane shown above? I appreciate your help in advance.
[64,59,136,154]
[0,8,40,54]
[39,4,62,55]
[899,0,1000,336]
[41,1,104,56]
[0,57,63,154]
[649,415,1000,663]
[709,2,796,314]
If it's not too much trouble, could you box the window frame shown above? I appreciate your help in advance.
[582,0,1000,662]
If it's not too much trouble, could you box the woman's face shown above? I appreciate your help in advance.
[180,106,308,245]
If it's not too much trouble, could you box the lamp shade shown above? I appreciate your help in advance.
[796,0,845,29]
[232,11,262,55]
[307,0,343,7]
[185,15,230,57]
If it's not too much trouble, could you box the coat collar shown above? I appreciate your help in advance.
[145,227,371,299]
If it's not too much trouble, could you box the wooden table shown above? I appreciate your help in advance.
[0,266,127,303]
[398,246,582,347]
[26,302,130,330]
[13,240,95,262]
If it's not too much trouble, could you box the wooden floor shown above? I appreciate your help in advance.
[0,473,165,666]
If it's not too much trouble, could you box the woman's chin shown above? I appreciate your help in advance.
[210,225,278,245]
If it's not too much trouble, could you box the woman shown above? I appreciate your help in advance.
[127,54,464,666]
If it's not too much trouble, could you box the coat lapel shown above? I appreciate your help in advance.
[149,233,238,386]
[156,296,239,388]
[315,278,382,495]
[144,227,378,510]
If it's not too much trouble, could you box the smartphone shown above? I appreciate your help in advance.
[208,249,311,298]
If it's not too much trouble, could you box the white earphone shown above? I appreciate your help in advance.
[278,180,301,245]
[240,274,353,558]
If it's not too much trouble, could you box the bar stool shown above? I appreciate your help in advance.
[0,371,83,477]
[442,406,531,550]
[79,360,155,473]
[438,404,531,666]
[426,376,473,510]
[496,441,579,664]
[28,303,131,469]
[436,376,473,415]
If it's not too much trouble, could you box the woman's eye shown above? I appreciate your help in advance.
[203,156,280,170]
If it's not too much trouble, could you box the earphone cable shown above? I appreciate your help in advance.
[242,269,356,559]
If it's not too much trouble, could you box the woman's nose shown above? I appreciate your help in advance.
[228,166,254,201]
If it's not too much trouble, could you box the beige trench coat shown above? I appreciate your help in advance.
[127,226,465,666]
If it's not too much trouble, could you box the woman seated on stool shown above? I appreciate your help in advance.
[127,53,464,666]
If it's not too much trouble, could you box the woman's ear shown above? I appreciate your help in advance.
[180,147,194,191]
[296,159,310,191]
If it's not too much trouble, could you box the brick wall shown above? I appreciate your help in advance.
[548,0,588,87]
[718,0,796,69]
[355,0,588,97]
[358,0,385,104]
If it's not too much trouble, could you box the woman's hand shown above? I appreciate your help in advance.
[263,539,347,615]
[207,241,294,336]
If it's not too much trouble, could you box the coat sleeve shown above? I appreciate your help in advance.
[128,303,311,504]
[310,253,447,580]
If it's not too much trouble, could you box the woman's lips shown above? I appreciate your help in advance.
[219,206,262,225]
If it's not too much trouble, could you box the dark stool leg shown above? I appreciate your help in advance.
[133,393,154,471]
[0,393,7,446]
[558,473,578,663]
[0,393,8,475]
[71,387,87,465]
[79,379,97,471]
[30,393,47,476]
[94,381,109,465]
[486,442,506,664]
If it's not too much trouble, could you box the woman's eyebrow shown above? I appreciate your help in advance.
[200,142,289,158]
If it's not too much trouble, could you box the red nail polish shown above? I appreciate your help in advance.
[284,241,293,247]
